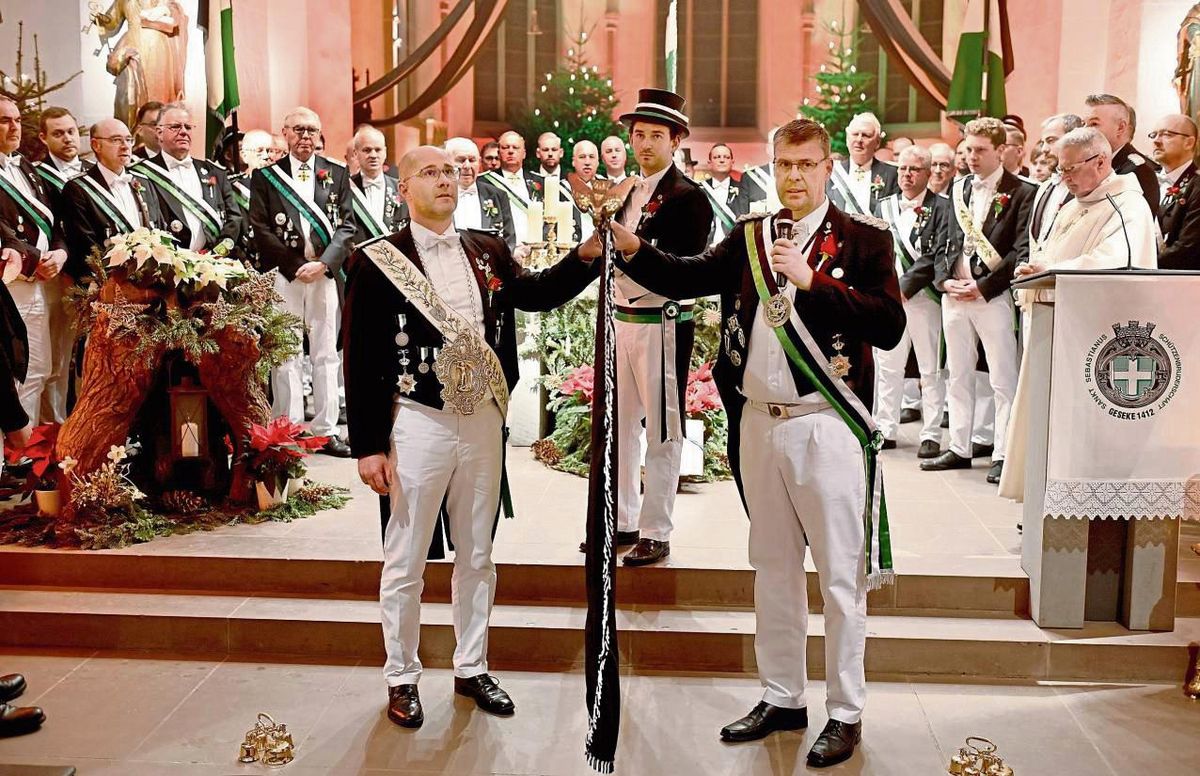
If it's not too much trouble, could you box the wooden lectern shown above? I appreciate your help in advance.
[1012,270,1200,630]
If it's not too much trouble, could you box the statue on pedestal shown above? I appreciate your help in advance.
[90,0,188,129]
[1175,4,1200,123]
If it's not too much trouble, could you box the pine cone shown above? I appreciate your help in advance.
[531,438,562,466]
[161,490,206,515]
[295,482,336,506]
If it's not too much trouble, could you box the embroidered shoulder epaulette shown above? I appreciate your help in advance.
[204,158,227,171]
[1128,153,1147,166]
[735,212,768,224]
[322,155,347,168]
[848,211,889,230]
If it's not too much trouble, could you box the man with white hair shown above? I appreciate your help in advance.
[826,112,899,216]
[445,136,514,247]
[1084,94,1161,217]
[350,125,408,248]
[1000,127,1157,500]
[566,139,601,240]
[928,142,957,195]
[250,106,357,457]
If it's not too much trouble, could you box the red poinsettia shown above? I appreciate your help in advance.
[3,422,60,491]
[558,364,595,404]
[242,417,329,485]
[686,362,723,415]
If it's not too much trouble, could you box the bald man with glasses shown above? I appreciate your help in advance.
[1150,114,1200,269]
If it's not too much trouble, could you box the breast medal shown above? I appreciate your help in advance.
[764,292,792,328]
[829,333,851,379]
[433,335,495,415]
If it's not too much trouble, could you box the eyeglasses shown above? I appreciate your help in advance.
[95,136,135,146]
[288,125,321,137]
[405,165,460,182]
[897,165,929,173]
[160,123,195,133]
[1059,153,1100,176]
[1148,129,1195,140]
[773,157,828,175]
[929,161,954,170]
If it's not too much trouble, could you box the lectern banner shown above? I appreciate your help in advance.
[1045,275,1200,519]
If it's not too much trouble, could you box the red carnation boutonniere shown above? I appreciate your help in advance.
[1164,184,1183,206]
[992,192,1011,217]
[129,178,143,193]
[475,252,503,298]
[642,194,664,220]
[870,174,885,194]
[316,168,331,188]
[814,223,839,272]
[206,175,218,188]
[531,179,543,194]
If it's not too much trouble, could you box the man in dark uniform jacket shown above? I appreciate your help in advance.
[1085,94,1161,217]
[349,125,409,251]
[344,145,598,731]
[1150,113,1200,269]
[445,137,514,249]
[249,106,357,457]
[576,118,903,768]
[132,103,244,254]
[921,117,1035,485]
[826,112,900,216]
[585,88,713,567]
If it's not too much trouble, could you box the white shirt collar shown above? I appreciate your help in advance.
[50,153,79,171]
[900,189,928,208]
[784,198,831,237]
[638,164,671,194]
[709,175,730,189]
[974,166,1004,190]
[361,172,386,188]
[850,158,874,174]
[502,167,524,179]
[458,183,478,197]
[608,172,627,183]
[538,166,559,178]
[164,152,193,170]
[98,162,128,184]
[289,153,314,172]
[1166,161,1194,185]
[410,219,459,249]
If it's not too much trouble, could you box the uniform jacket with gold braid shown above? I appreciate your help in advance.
[61,163,168,279]
[342,226,600,459]
[932,169,1036,301]
[603,205,905,496]
[248,154,357,280]
[0,155,69,267]
[134,152,245,251]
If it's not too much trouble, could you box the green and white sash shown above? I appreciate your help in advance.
[361,238,509,416]
[130,158,222,240]
[952,177,1003,272]
[879,196,940,304]
[829,163,868,215]
[0,171,54,245]
[75,174,136,233]
[744,217,894,589]
[350,182,386,239]
[260,165,334,246]
[700,180,736,233]
[34,161,72,192]
[482,170,533,213]
[231,179,250,210]
[744,164,773,197]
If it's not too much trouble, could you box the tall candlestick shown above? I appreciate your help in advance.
[527,201,544,243]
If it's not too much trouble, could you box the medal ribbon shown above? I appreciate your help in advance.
[700,181,736,232]
[75,174,136,234]
[350,183,386,239]
[480,170,532,214]
[745,219,895,588]
[232,179,251,210]
[829,163,869,215]
[34,162,70,192]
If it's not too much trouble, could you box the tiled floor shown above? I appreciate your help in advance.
[0,649,1197,775]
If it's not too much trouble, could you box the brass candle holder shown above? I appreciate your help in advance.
[237,712,295,766]
[525,214,574,269]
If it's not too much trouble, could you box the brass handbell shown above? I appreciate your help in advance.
[236,712,295,765]
[948,737,1012,775]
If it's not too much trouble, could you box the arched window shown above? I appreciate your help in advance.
[474,0,560,123]
[857,0,944,132]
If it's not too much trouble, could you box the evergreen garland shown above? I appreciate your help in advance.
[798,21,876,156]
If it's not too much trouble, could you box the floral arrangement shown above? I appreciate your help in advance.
[3,422,61,492]
[103,228,249,293]
[66,444,146,519]
[685,363,722,415]
[240,418,329,493]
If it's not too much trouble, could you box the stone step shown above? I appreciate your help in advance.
[0,588,1193,683]
[0,548,1035,617]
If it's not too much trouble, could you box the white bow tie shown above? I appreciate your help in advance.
[166,156,193,171]
[459,186,477,198]
[363,177,384,190]
[112,173,133,186]
[971,177,991,193]
[900,199,920,212]
[421,232,459,250]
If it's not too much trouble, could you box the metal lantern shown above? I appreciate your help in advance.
[169,376,208,461]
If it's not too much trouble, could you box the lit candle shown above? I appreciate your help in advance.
[527,202,544,243]
[181,422,200,458]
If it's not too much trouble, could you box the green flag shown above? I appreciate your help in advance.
[946,0,1012,119]
[204,0,240,152]
[665,0,678,92]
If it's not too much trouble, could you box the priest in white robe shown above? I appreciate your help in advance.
[1000,127,1158,500]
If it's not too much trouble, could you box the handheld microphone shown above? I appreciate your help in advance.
[774,217,793,288]
[1105,193,1134,270]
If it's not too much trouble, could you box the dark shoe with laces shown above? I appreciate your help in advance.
[0,674,26,704]
[917,440,941,459]
[880,439,897,450]
[920,450,971,471]
[0,703,45,738]
[972,442,995,459]
[806,719,862,768]
[454,673,515,716]
[719,701,807,742]
[320,437,352,458]
[386,684,423,728]
[899,408,921,424]
[579,530,640,554]
[622,538,670,566]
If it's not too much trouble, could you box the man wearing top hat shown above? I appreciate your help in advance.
[577,88,713,566]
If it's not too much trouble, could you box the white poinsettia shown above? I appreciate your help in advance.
[106,243,131,268]
[131,243,152,268]
[152,242,174,265]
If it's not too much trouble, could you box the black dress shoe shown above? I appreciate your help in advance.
[387,684,423,728]
[899,407,921,424]
[720,701,807,742]
[917,440,941,459]
[320,437,352,458]
[880,439,897,450]
[0,674,26,704]
[622,538,669,566]
[579,530,640,554]
[987,460,1004,484]
[807,719,861,768]
[920,450,971,471]
[454,673,515,716]
[0,703,45,737]
[971,442,995,459]
[337,407,348,426]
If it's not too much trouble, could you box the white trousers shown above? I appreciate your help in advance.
[741,406,868,724]
[874,293,945,442]
[972,372,995,447]
[41,275,74,423]
[943,294,1018,462]
[7,280,51,425]
[271,272,340,436]
[615,320,683,541]
[380,399,503,686]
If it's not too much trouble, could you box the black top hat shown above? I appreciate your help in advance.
[620,88,690,138]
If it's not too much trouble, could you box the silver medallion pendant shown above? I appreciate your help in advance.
[764,292,792,328]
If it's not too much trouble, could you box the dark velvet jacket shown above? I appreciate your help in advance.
[620,162,714,257]
[1112,142,1162,219]
[1158,162,1200,270]
[604,205,905,495]
[933,169,1036,301]
[249,154,357,280]
[342,226,600,458]
[133,152,245,251]
[60,163,167,278]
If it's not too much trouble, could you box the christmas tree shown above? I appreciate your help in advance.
[0,21,82,159]
[511,29,627,174]
[799,21,875,156]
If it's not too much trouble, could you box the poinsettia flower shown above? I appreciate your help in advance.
[106,244,131,268]
[152,243,174,265]
[558,364,595,403]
